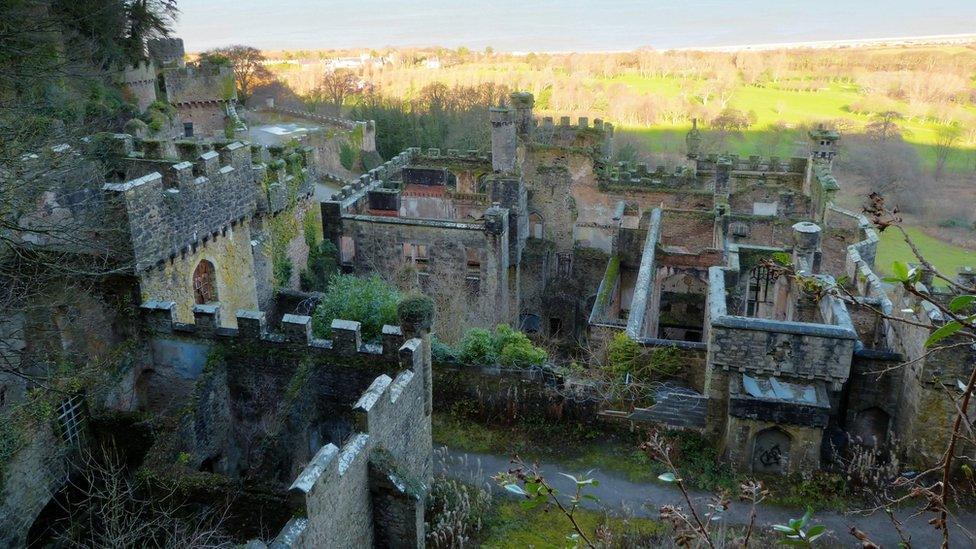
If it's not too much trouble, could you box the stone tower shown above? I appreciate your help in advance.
[509,92,535,136]
[809,124,840,166]
[490,106,517,174]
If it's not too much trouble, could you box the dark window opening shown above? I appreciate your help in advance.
[557,253,572,276]
[184,122,194,137]
[193,260,218,304]
[549,317,563,336]
[746,265,775,317]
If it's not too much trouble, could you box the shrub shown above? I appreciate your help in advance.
[432,337,460,364]
[397,293,436,331]
[273,256,293,288]
[607,333,681,382]
[300,241,339,292]
[339,140,358,170]
[457,324,547,368]
[459,328,496,366]
[312,274,400,341]
[494,325,546,368]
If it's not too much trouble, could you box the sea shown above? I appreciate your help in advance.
[177,0,976,52]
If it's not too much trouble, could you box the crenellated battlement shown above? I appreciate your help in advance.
[13,131,315,270]
[536,115,614,136]
[140,301,411,359]
[603,161,699,189]
[102,136,292,272]
[328,148,417,207]
[417,147,491,164]
[697,153,808,175]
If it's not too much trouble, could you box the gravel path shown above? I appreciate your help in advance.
[437,447,976,548]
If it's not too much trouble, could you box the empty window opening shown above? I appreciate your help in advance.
[403,243,429,273]
[745,265,775,317]
[529,212,544,239]
[193,260,218,305]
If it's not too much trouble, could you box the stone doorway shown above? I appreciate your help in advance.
[851,407,890,447]
[751,427,791,474]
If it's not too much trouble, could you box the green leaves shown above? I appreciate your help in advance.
[772,252,792,266]
[948,294,975,313]
[773,507,825,546]
[882,260,917,284]
[892,261,910,281]
[925,320,963,347]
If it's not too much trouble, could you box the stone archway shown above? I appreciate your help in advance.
[751,427,792,474]
[192,259,218,305]
[851,407,890,447]
[529,211,544,239]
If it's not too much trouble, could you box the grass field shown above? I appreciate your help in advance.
[875,227,976,281]
[481,499,666,548]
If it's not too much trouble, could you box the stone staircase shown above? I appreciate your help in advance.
[226,100,248,132]
[628,383,707,430]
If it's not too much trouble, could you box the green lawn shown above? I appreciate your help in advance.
[875,227,976,282]
[598,74,976,172]
[481,500,666,548]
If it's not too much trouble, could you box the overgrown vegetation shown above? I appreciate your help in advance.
[606,333,681,382]
[454,324,548,368]
[311,274,401,340]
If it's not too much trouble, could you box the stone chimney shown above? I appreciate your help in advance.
[490,106,517,174]
[791,221,822,274]
[509,92,535,136]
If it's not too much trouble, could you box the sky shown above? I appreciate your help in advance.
[175,0,976,52]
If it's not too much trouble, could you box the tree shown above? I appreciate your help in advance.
[933,123,963,180]
[865,110,903,143]
[315,69,358,115]
[200,45,272,105]
[123,0,179,62]
[44,445,230,547]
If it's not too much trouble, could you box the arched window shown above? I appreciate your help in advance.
[193,260,218,305]
[529,212,544,239]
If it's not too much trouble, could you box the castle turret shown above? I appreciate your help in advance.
[509,92,535,136]
[490,106,517,174]
[809,124,840,166]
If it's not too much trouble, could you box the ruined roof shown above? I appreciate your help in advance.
[742,375,817,404]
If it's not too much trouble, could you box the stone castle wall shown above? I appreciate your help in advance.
[163,64,236,105]
[137,221,258,328]
[139,302,433,548]
[119,61,158,112]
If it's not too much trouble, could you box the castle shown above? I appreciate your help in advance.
[1,59,974,545]
[314,92,974,476]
